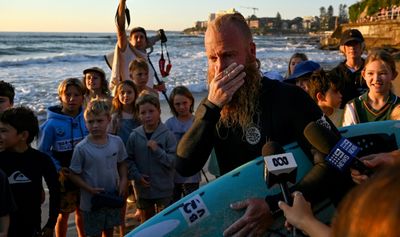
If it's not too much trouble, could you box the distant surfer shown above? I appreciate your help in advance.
[108,0,166,93]
[176,13,351,236]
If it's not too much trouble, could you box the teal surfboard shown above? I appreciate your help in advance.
[126,120,400,237]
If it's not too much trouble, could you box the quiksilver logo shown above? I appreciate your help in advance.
[8,171,31,184]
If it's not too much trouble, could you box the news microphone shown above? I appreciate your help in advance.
[303,122,373,176]
[263,141,298,237]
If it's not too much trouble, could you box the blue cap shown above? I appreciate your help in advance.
[287,60,321,80]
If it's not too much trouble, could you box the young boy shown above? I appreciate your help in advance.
[0,80,15,113]
[307,70,344,127]
[68,99,128,237]
[129,58,159,97]
[0,107,60,237]
[37,78,88,237]
[285,60,321,92]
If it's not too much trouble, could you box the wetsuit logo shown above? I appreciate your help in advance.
[245,126,261,145]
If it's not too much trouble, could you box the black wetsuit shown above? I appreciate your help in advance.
[329,60,368,108]
[176,77,354,211]
[0,147,60,237]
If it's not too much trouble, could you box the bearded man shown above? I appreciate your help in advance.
[176,13,353,236]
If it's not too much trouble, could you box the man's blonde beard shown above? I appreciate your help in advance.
[208,61,261,137]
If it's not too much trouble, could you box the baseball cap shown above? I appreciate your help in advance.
[83,67,106,79]
[287,60,321,81]
[340,29,364,45]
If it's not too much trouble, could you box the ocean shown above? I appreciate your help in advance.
[0,31,344,120]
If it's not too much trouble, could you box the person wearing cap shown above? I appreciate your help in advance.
[82,67,112,107]
[110,0,165,93]
[285,60,321,92]
[330,29,368,108]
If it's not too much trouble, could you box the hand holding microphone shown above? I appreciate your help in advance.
[303,122,373,176]
[263,141,298,236]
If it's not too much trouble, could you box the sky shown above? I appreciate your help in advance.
[0,0,358,33]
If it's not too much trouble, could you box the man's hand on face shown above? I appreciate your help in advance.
[207,63,246,108]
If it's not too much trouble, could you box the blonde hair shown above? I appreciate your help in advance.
[84,98,111,119]
[58,78,85,101]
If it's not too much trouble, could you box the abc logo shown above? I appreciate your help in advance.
[272,156,289,166]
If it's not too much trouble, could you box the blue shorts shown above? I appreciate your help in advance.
[82,208,121,236]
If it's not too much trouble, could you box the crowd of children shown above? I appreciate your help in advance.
[1,28,400,236]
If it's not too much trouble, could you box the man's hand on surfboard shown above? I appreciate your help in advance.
[223,198,273,237]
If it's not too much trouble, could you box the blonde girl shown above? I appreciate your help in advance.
[343,49,400,126]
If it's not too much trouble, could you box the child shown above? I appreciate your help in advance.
[109,80,141,144]
[126,93,176,223]
[108,80,141,235]
[0,168,16,237]
[83,67,112,107]
[307,70,344,127]
[129,58,159,97]
[165,86,201,201]
[38,78,87,237]
[343,50,400,126]
[284,52,308,79]
[0,107,60,237]
[69,99,128,237]
[285,60,321,92]
[0,80,15,113]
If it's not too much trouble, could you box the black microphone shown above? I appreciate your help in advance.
[263,141,298,237]
[303,122,373,176]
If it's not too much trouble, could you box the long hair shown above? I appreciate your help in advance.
[169,86,194,117]
[332,162,400,236]
[363,49,397,79]
[287,52,308,77]
[112,80,139,118]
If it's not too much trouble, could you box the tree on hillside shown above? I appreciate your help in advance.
[338,4,349,24]
[275,12,282,30]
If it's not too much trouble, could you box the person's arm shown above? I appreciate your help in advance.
[342,103,357,127]
[0,215,9,237]
[38,122,62,172]
[117,160,128,197]
[148,131,176,168]
[116,0,128,51]
[278,192,331,237]
[351,149,400,184]
[176,99,220,176]
[41,153,60,234]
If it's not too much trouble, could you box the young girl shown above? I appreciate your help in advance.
[109,80,141,144]
[82,67,112,107]
[285,52,308,79]
[343,50,400,126]
[165,86,201,202]
[108,80,141,235]
[38,78,88,237]
[125,93,176,223]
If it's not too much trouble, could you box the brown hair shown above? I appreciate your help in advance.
[332,162,400,236]
[136,93,160,112]
[112,80,139,117]
[58,78,85,102]
[363,49,397,79]
[208,13,252,43]
[307,70,341,102]
[169,86,194,117]
[129,57,149,74]
[130,27,148,42]
[287,53,308,76]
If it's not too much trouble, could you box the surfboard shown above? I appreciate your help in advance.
[125,120,400,237]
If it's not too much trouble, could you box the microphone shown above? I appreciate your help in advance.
[263,141,298,237]
[303,122,373,176]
